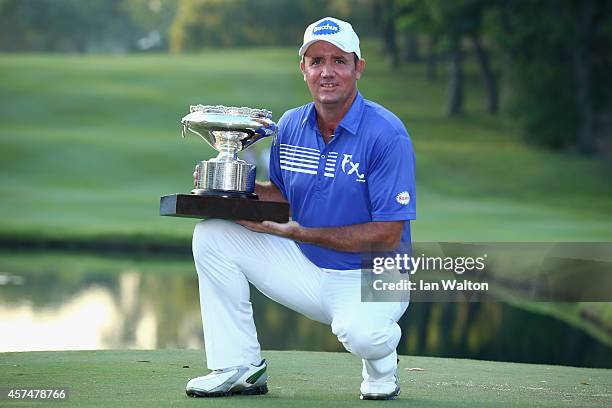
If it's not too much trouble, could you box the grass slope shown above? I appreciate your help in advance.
[1,49,612,242]
[1,350,610,407]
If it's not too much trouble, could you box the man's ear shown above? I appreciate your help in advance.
[355,58,366,80]
[300,58,306,82]
[300,59,306,81]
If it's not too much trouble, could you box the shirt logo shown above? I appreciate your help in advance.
[341,154,365,182]
[279,143,319,175]
[324,151,338,177]
[396,191,410,205]
[313,19,340,36]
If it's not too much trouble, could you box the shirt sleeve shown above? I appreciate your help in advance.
[368,130,416,221]
[268,114,288,200]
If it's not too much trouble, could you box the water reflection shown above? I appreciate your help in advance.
[0,271,201,351]
[0,257,204,352]
[0,285,117,351]
[0,251,610,368]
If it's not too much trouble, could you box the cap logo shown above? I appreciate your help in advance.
[313,19,340,36]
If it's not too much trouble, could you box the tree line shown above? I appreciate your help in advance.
[376,0,612,155]
[1,0,610,156]
[0,0,175,53]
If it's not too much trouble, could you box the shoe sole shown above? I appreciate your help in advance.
[360,387,400,400]
[186,384,268,398]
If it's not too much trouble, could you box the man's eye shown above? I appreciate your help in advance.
[311,59,321,65]
[335,59,346,64]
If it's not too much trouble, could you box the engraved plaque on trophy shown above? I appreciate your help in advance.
[160,105,290,222]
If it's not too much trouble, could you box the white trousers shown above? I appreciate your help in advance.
[192,219,409,381]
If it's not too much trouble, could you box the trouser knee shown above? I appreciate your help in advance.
[192,219,234,264]
[332,318,401,360]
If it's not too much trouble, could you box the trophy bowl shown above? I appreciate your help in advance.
[160,104,290,223]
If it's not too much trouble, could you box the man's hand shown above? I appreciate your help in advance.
[236,220,301,240]
[236,219,404,253]
[253,118,277,138]
[193,163,200,188]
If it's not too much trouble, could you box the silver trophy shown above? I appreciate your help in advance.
[181,104,276,199]
[160,104,289,222]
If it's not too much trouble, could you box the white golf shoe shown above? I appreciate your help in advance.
[359,374,400,400]
[186,359,268,398]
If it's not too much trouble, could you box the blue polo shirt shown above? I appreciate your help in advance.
[269,92,416,270]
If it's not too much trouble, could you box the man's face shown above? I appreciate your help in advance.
[300,41,365,109]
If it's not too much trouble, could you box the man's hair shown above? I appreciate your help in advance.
[301,53,360,67]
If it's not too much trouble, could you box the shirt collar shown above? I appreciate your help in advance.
[300,91,364,136]
[301,103,316,128]
[337,91,364,135]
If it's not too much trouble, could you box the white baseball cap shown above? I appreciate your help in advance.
[299,17,361,59]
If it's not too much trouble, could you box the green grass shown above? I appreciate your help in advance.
[1,48,612,242]
[1,350,610,407]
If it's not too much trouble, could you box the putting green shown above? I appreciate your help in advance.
[1,350,610,407]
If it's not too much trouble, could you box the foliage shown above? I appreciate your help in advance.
[495,0,612,152]
[0,0,176,52]
[392,0,612,154]
[1,0,611,153]
[168,0,375,53]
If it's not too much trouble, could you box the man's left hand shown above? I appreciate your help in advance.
[236,220,302,240]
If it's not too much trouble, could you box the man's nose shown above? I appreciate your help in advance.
[321,62,334,77]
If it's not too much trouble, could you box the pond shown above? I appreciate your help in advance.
[0,250,610,368]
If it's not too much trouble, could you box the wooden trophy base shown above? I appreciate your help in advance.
[160,194,290,222]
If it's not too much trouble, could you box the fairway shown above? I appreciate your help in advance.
[1,49,612,243]
[1,350,610,407]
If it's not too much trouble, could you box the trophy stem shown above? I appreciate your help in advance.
[212,131,245,162]
[215,144,239,162]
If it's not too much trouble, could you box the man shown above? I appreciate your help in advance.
[186,17,416,400]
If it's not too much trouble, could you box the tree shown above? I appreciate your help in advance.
[463,0,499,114]
[168,0,371,53]
[496,0,612,153]
[396,0,500,115]
[373,0,400,69]
[427,0,468,116]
